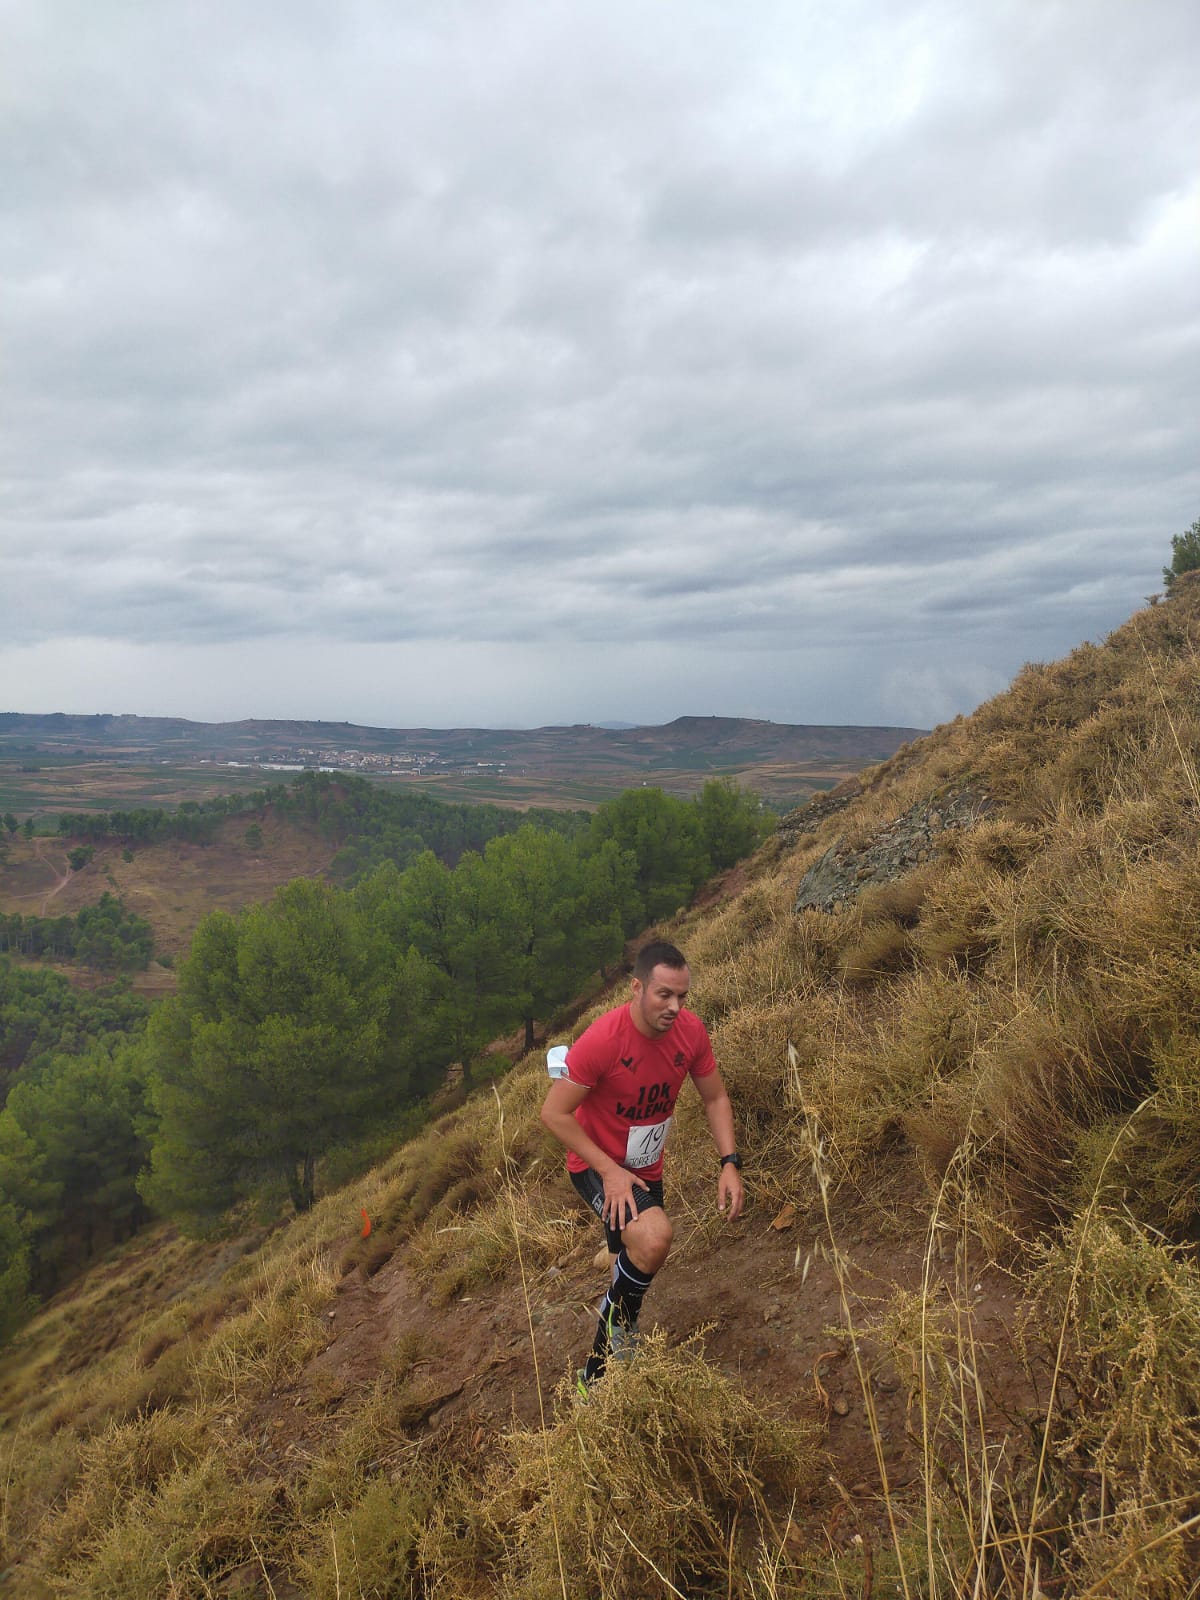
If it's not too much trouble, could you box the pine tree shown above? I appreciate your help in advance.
[141,882,398,1226]
[1163,517,1200,590]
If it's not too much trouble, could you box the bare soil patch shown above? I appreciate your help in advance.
[0,850,63,903]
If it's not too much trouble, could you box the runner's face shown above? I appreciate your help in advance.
[630,964,690,1036]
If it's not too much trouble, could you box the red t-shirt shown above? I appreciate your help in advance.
[564,1003,717,1181]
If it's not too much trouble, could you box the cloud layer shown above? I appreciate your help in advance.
[3,0,1197,727]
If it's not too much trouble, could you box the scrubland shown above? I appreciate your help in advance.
[4,583,1200,1596]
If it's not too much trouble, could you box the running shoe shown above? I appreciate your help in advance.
[607,1317,641,1363]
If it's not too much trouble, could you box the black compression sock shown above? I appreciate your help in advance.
[583,1250,655,1383]
[609,1248,653,1327]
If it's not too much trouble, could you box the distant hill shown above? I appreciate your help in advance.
[0,710,925,763]
[0,711,926,811]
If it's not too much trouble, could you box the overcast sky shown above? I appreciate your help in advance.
[2,1,1197,731]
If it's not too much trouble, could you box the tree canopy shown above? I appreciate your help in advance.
[1163,516,1200,590]
[0,893,154,971]
[141,879,423,1226]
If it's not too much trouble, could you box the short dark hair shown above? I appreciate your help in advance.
[633,941,688,981]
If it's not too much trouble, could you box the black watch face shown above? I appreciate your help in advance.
[722,1154,742,1170]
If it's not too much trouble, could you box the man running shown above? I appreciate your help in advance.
[540,940,744,1388]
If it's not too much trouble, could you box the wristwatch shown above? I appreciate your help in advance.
[719,1152,742,1170]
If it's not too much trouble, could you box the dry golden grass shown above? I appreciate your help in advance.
[407,1185,582,1305]
[295,1470,436,1600]
[792,1084,1200,1600]
[58,1444,279,1599]
[416,1331,823,1600]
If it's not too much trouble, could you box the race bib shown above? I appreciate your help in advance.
[625,1117,671,1169]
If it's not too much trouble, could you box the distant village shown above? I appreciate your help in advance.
[212,747,508,777]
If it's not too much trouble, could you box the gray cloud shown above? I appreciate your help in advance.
[2,0,1197,728]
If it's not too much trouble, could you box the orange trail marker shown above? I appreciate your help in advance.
[360,1209,372,1239]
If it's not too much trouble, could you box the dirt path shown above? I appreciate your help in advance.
[291,1169,1028,1561]
[33,837,72,914]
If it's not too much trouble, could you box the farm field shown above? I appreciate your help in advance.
[0,755,860,817]
[0,758,293,818]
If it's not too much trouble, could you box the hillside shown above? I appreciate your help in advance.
[3,586,1200,1596]
[0,813,339,981]
[0,772,733,988]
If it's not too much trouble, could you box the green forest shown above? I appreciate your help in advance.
[0,777,768,1340]
[44,769,588,876]
[0,892,154,970]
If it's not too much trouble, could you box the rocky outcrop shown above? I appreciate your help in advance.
[775,777,863,844]
[794,786,994,914]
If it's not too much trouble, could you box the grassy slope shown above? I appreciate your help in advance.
[4,586,1200,1595]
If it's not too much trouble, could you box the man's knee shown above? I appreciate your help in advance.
[623,1207,672,1272]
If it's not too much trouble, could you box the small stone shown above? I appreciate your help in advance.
[832,1396,851,1417]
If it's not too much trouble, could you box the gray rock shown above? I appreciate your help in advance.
[794,786,993,914]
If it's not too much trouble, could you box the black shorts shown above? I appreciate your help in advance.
[570,1167,664,1255]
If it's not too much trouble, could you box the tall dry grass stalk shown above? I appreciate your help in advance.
[795,1001,1200,1600]
[789,1039,915,1600]
[491,1083,569,1600]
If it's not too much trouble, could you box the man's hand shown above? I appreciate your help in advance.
[603,1165,649,1229]
[717,1163,744,1220]
[540,1077,649,1226]
[695,1070,743,1221]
